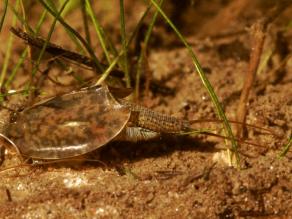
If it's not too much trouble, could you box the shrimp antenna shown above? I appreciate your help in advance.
[190,119,281,137]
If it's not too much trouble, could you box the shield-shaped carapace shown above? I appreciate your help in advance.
[6,85,131,160]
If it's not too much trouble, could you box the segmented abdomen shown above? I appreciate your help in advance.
[121,100,190,133]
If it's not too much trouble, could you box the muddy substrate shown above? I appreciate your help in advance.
[0,0,291,218]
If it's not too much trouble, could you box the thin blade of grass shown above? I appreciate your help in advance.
[84,1,119,61]
[58,0,80,17]
[95,51,124,86]
[45,0,85,56]
[85,0,112,64]
[5,10,48,88]
[0,0,20,89]
[39,0,103,72]
[127,4,152,50]
[278,134,292,158]
[29,0,69,85]
[0,0,8,32]
[135,0,162,99]
[149,0,240,166]
[7,3,34,32]
[5,49,28,88]
[81,0,92,47]
[94,4,152,86]
[119,0,131,87]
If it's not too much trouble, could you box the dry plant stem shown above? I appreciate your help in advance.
[236,21,265,138]
[10,28,127,79]
[10,28,105,72]
[236,2,289,138]
[5,188,12,202]
[11,28,171,93]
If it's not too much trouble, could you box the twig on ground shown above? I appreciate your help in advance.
[236,2,290,138]
[236,21,265,138]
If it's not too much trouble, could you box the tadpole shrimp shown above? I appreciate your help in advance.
[0,28,286,169]
[0,84,282,170]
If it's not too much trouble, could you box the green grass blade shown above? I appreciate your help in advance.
[8,3,34,32]
[278,134,292,158]
[30,0,69,81]
[58,0,80,17]
[126,3,152,49]
[94,4,152,86]
[45,0,85,55]
[85,0,112,64]
[81,0,92,47]
[95,51,125,86]
[135,0,162,99]
[5,10,47,88]
[149,0,240,166]
[39,0,103,72]
[0,0,8,32]
[119,0,130,87]
[5,49,28,88]
[0,0,20,89]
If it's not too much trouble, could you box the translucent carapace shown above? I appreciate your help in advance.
[7,85,131,159]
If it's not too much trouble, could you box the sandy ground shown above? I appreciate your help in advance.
[0,1,291,218]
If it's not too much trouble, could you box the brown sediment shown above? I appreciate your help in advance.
[0,1,291,218]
